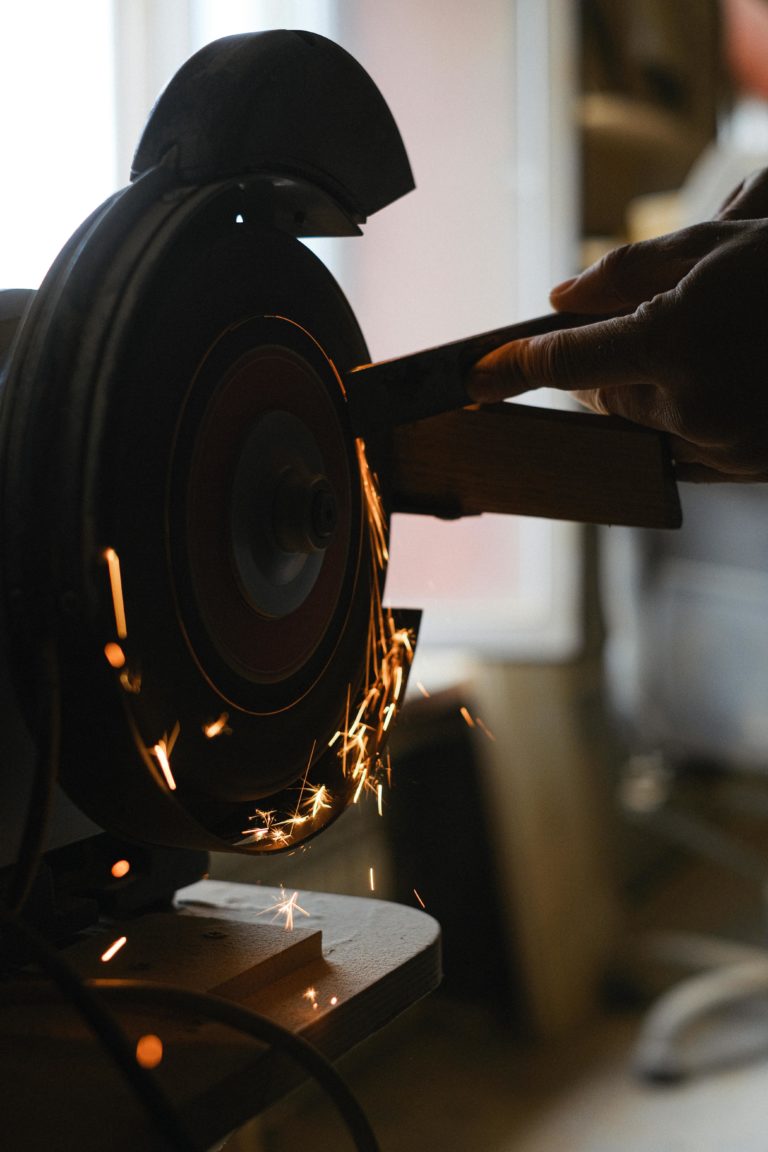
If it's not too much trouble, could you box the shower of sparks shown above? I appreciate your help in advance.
[241,809,277,842]
[103,547,127,639]
[333,615,414,810]
[319,445,416,828]
[242,441,413,853]
[203,712,231,739]
[110,859,131,879]
[100,935,127,963]
[259,889,309,931]
[413,889,426,909]
[152,722,180,792]
[459,706,476,728]
[135,1034,164,1069]
[355,438,388,566]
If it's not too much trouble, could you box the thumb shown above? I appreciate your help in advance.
[467,312,650,403]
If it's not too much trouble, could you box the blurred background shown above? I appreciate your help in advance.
[5,1,768,1149]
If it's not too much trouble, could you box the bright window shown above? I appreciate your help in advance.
[0,1,116,288]
[2,1,581,672]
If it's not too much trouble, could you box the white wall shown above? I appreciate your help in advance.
[330,2,583,667]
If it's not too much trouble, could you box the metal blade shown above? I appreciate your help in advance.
[344,311,607,436]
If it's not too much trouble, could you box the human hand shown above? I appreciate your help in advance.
[468,169,768,481]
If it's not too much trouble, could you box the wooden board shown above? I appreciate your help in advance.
[392,403,681,529]
[1,882,441,1151]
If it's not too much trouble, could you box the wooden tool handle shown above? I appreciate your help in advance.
[391,403,681,530]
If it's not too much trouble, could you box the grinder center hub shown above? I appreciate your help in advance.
[230,408,334,620]
[272,469,338,554]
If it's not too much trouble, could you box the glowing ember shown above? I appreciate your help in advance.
[153,742,176,791]
[330,996,338,1006]
[151,723,180,791]
[259,889,309,931]
[413,889,426,909]
[203,712,231,739]
[110,859,131,879]
[100,935,127,963]
[135,1034,163,1069]
[103,547,128,639]
[104,642,126,669]
[303,987,319,1010]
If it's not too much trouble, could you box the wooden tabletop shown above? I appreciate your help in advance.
[2,880,441,1150]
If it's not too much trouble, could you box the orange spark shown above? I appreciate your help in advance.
[110,859,131,879]
[459,706,476,728]
[135,1034,163,1069]
[416,681,431,699]
[152,734,177,791]
[369,867,375,892]
[303,987,319,1010]
[475,717,496,741]
[413,889,426,909]
[305,784,332,819]
[203,712,230,739]
[100,935,127,963]
[241,809,277,842]
[104,642,125,669]
[260,889,309,931]
[330,995,339,1006]
[353,769,368,804]
[377,783,383,817]
[103,548,127,639]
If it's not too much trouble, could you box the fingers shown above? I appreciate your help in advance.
[716,167,768,220]
[468,312,652,402]
[548,224,729,315]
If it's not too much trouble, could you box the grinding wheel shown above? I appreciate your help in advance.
[0,31,418,854]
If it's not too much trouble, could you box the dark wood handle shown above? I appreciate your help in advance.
[391,403,681,530]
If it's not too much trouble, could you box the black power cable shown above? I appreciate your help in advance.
[6,971,382,1152]
[0,914,196,1151]
[92,980,381,1152]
